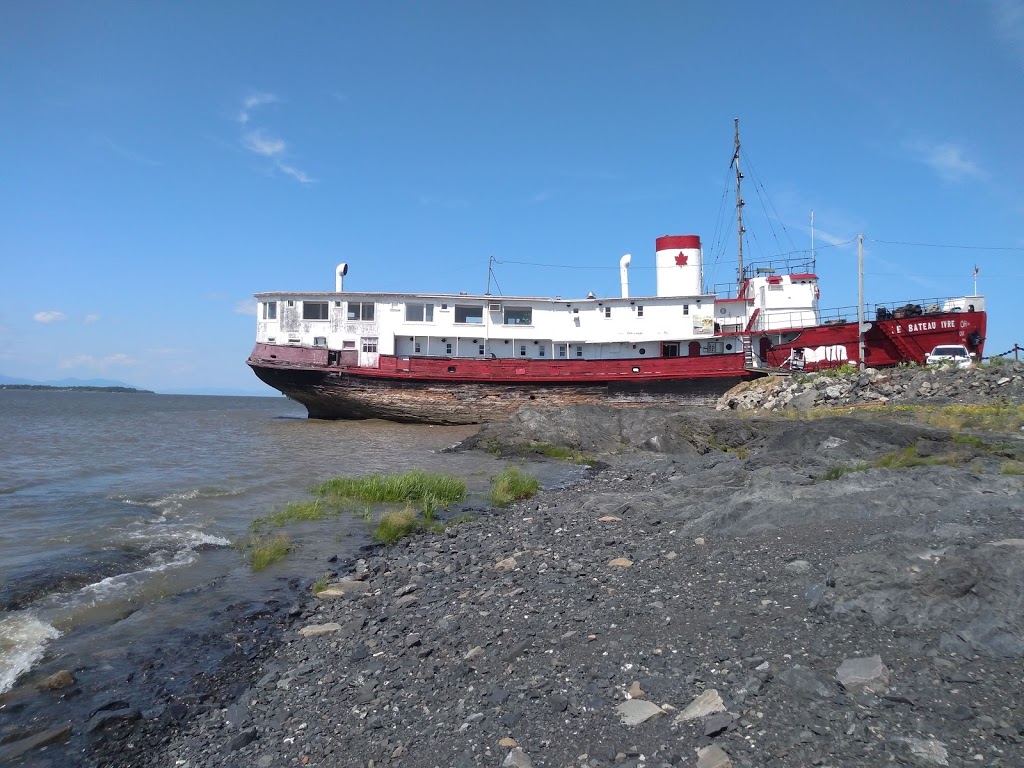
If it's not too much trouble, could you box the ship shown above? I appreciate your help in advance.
[247,125,987,425]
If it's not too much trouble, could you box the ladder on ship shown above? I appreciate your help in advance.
[741,335,754,367]
[876,324,923,364]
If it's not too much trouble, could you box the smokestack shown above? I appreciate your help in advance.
[619,254,631,298]
[336,263,349,292]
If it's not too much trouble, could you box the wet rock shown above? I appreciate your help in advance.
[38,670,75,690]
[297,622,343,637]
[696,744,732,768]
[0,723,72,761]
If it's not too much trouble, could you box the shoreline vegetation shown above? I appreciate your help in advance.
[0,384,154,394]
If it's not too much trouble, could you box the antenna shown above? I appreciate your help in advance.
[810,209,815,273]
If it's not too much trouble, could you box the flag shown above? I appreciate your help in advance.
[973,265,979,279]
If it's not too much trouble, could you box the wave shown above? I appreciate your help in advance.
[0,613,61,694]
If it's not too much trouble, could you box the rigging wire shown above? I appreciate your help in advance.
[869,238,1024,251]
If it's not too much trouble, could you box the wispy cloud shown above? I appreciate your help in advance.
[98,136,162,166]
[234,299,257,315]
[988,0,1024,65]
[238,92,279,124]
[33,310,66,323]
[242,129,287,157]
[58,353,137,370]
[84,313,100,324]
[236,93,315,184]
[905,139,986,183]
[529,189,556,204]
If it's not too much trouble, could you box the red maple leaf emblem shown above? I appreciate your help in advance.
[675,252,688,266]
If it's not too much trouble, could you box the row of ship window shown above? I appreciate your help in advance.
[260,301,693,324]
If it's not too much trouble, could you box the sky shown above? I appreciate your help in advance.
[2,1,1023,394]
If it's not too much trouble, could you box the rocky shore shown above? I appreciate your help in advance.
[11,366,1024,767]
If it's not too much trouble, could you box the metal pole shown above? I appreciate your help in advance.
[858,233,865,371]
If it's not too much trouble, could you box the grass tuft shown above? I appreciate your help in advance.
[489,466,541,507]
[245,534,291,571]
[312,470,466,514]
[1001,462,1024,476]
[250,500,336,532]
[372,507,418,544]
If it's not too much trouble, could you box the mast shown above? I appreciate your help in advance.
[731,118,745,293]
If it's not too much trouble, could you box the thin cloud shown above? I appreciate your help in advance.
[530,190,556,204]
[243,130,286,157]
[58,353,137,370]
[84,313,100,324]
[905,139,986,183]
[277,162,314,184]
[234,299,258,315]
[988,0,1024,65]
[33,311,66,323]
[236,94,314,184]
[99,136,162,167]
[238,92,279,124]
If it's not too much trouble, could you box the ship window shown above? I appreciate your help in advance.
[446,343,452,354]
[504,308,532,325]
[455,306,484,324]
[287,300,294,307]
[267,336,276,342]
[414,341,421,353]
[683,304,689,315]
[334,301,341,307]
[637,305,644,317]
[361,337,378,353]
[262,301,277,320]
[342,340,356,349]
[664,343,679,358]
[575,345,583,357]
[604,306,611,318]
[406,302,434,322]
[440,303,449,310]
[538,346,545,357]
[520,345,527,356]
[557,344,567,357]
[347,302,375,321]
[313,336,327,347]
[303,302,329,320]
[572,308,579,314]
[478,344,485,355]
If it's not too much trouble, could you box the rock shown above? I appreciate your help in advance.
[696,744,732,768]
[895,736,949,766]
[0,724,72,762]
[694,537,706,546]
[498,737,518,748]
[615,699,664,725]
[626,680,645,699]
[502,746,534,767]
[836,655,890,693]
[38,670,75,690]
[86,707,140,733]
[298,622,343,637]
[674,689,725,723]
[229,728,258,751]
[784,559,811,574]
[598,516,621,522]
[607,557,633,567]
[495,557,518,570]
[463,646,484,661]
[776,665,833,699]
[703,711,735,736]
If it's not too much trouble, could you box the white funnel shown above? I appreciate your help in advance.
[336,262,349,292]
[619,254,631,298]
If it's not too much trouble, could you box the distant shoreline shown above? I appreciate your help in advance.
[0,384,155,394]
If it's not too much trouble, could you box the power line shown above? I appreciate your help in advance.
[869,238,1024,251]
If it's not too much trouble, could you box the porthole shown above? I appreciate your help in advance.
[725,344,733,351]
[632,366,641,373]
[638,348,646,355]
[447,366,456,373]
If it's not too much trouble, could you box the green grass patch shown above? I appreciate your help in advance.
[446,512,478,527]
[1001,462,1024,476]
[372,507,418,544]
[250,500,337,532]
[821,443,967,481]
[489,466,541,507]
[312,470,466,514]
[816,362,859,378]
[311,574,331,593]
[528,442,595,465]
[244,534,291,571]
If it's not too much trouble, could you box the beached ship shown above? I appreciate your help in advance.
[247,126,987,424]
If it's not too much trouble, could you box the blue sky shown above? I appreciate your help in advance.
[2,1,1022,394]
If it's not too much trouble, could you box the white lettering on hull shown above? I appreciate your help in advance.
[895,319,958,334]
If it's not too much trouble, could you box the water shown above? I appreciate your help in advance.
[0,390,569,698]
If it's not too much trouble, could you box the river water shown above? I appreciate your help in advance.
[0,390,571,699]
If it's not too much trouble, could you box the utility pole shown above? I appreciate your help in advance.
[858,234,865,371]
